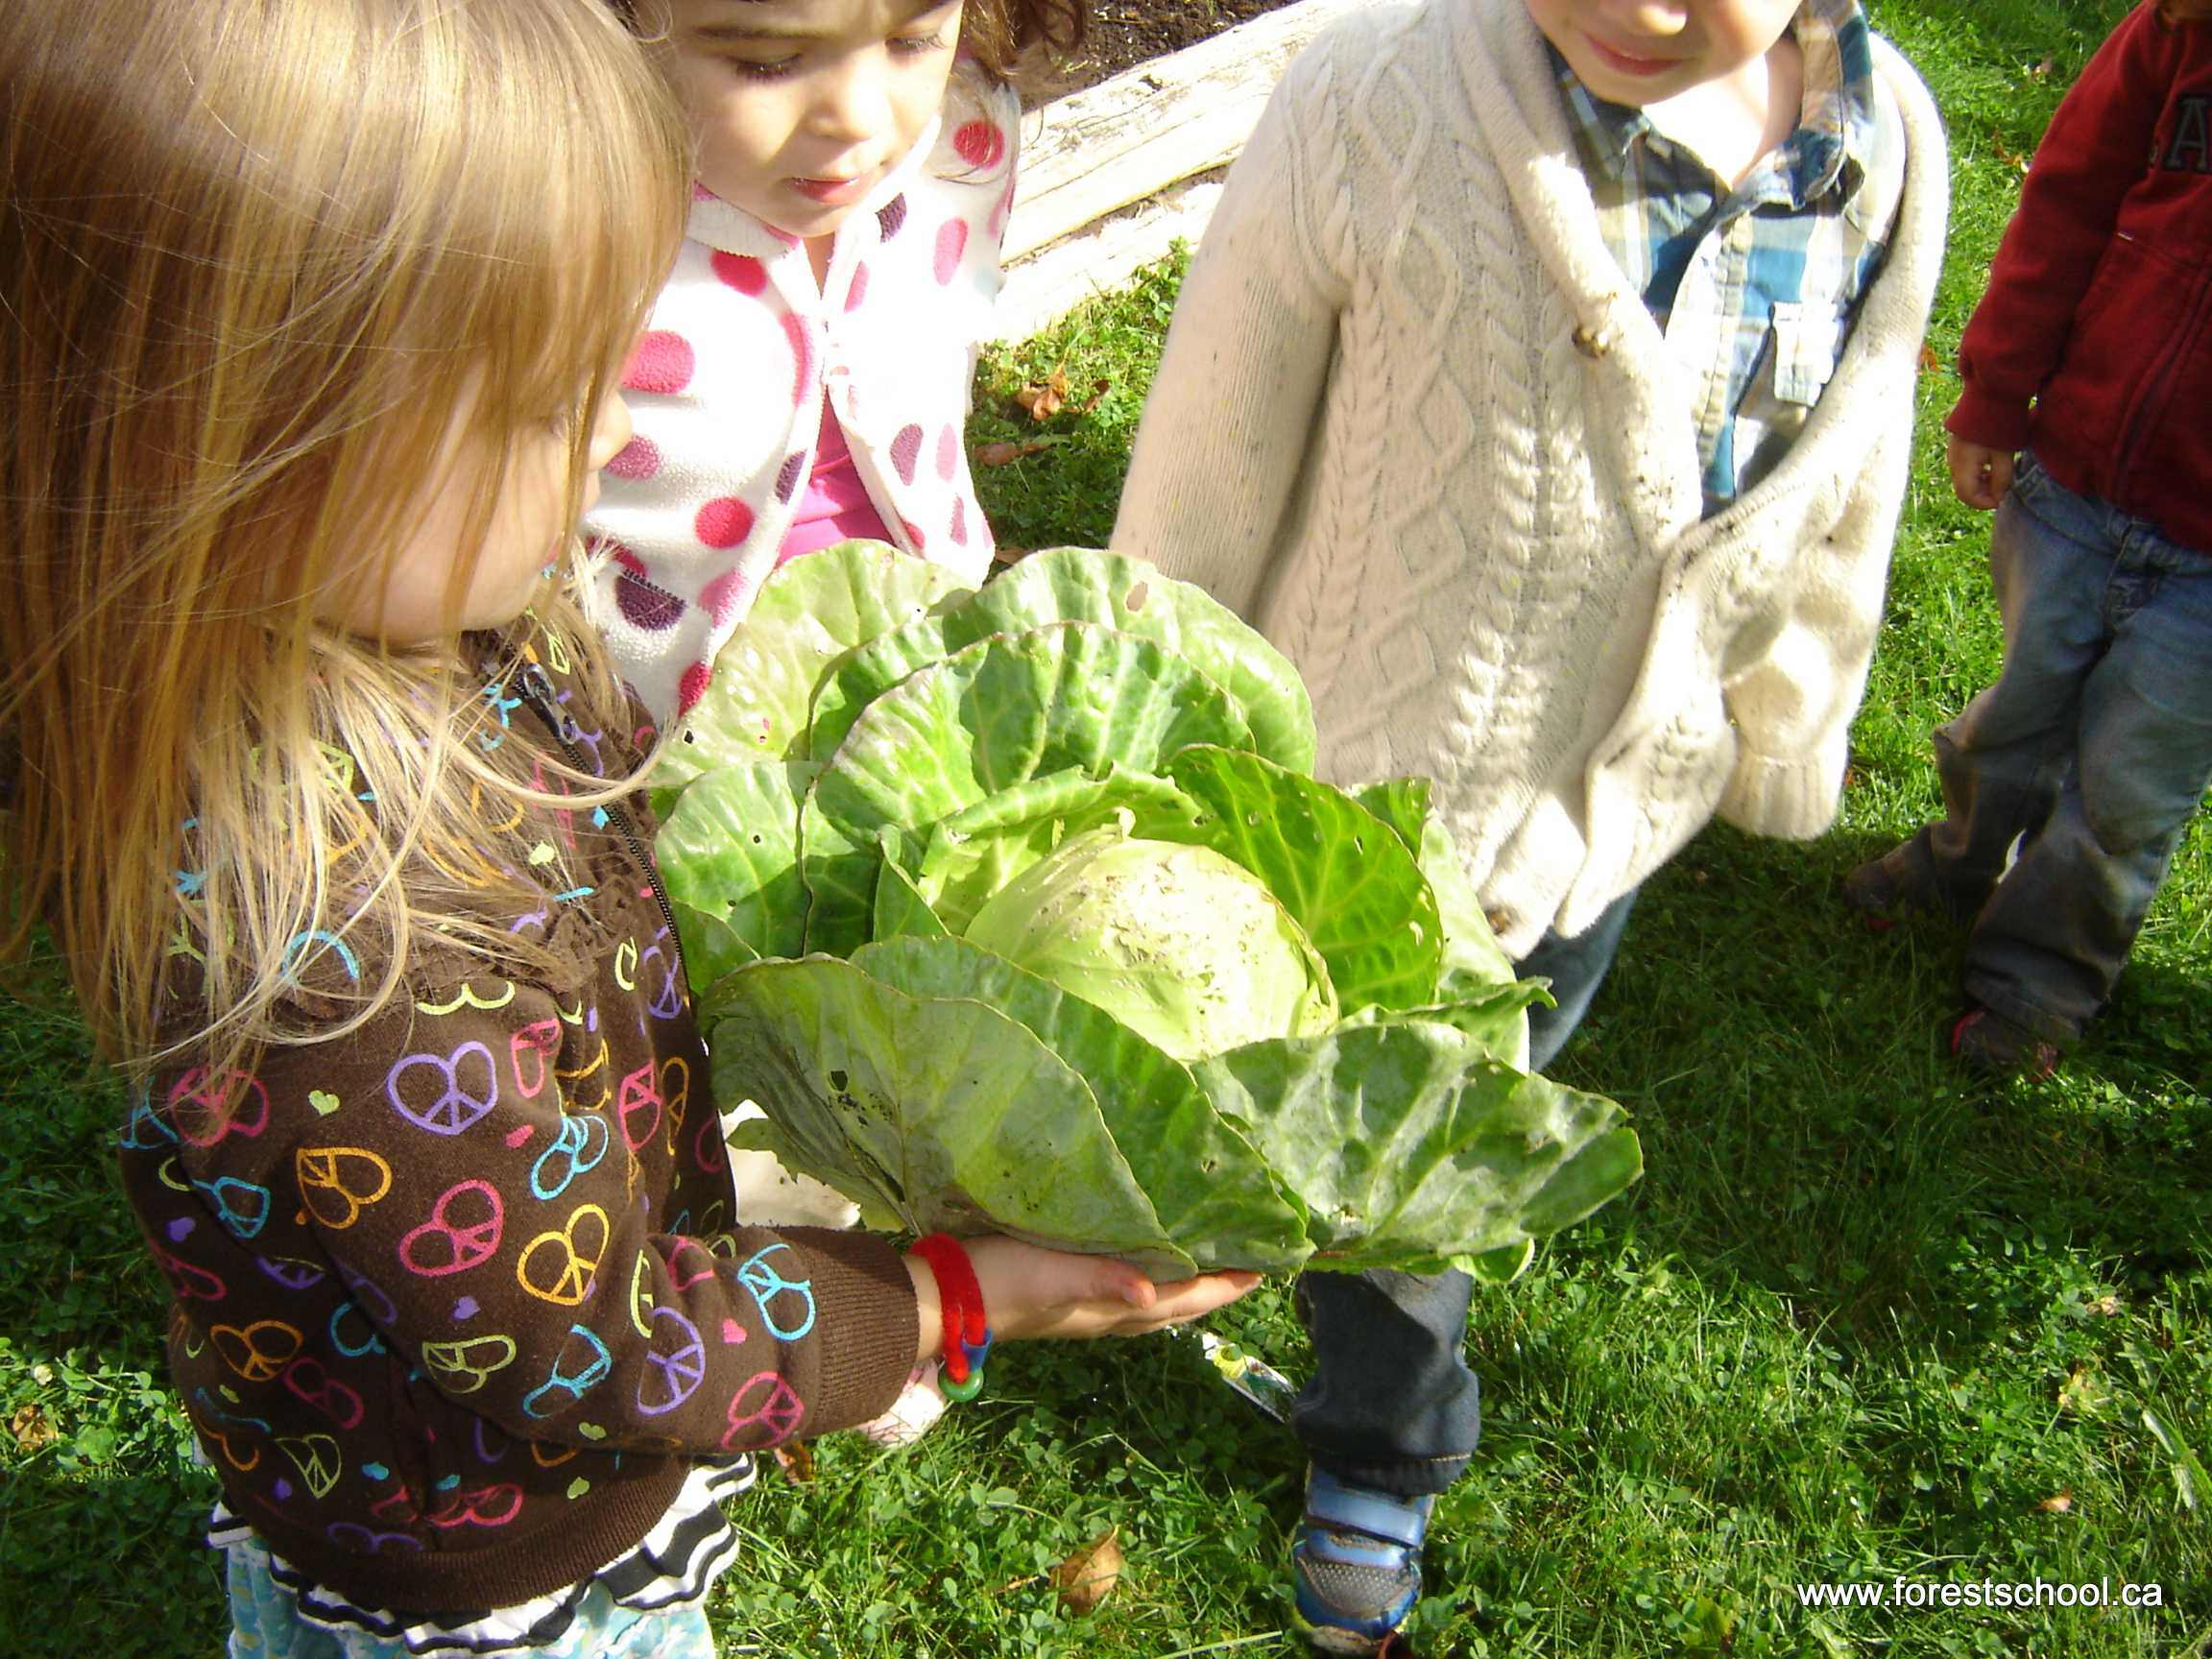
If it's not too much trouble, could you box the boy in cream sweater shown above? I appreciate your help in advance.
[1112,0,1947,1648]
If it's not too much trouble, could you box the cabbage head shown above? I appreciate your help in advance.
[653,541,1641,1278]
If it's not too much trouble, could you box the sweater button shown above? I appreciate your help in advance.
[1573,324,1612,359]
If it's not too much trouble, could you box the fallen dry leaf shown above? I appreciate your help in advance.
[9,1404,57,1455]
[772,1441,817,1484]
[1051,1527,1123,1614]
[1011,368,1111,422]
[2032,55,2055,82]
[975,440,1049,468]
[2090,1292,2123,1317]
[1918,343,1943,373]
[1013,366,1070,421]
[2038,1490,2074,1513]
[992,544,1032,567]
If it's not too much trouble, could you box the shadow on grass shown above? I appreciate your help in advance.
[1543,822,2211,1345]
[0,1456,225,1656]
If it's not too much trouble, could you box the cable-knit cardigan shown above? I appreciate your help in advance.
[1111,0,1947,955]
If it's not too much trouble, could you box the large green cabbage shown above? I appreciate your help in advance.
[655,542,1641,1278]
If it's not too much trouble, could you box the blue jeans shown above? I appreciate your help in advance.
[1292,889,1639,1497]
[1870,456,2212,1043]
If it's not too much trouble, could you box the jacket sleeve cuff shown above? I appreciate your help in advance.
[1717,741,1846,840]
[1944,384,2032,453]
[781,1227,919,1432]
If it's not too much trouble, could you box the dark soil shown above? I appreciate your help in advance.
[1014,0,1304,108]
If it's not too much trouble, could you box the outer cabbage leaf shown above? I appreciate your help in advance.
[706,955,1196,1275]
[1418,817,1521,996]
[1351,778,1432,853]
[854,936,1311,1271]
[807,546,1315,771]
[667,899,758,990]
[667,540,967,776]
[872,857,950,942]
[800,622,1251,953]
[655,760,816,965]
[1191,1020,1642,1271]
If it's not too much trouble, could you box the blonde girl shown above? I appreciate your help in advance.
[0,2,1250,1653]
[585,0,1088,723]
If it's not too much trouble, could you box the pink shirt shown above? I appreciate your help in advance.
[778,392,895,565]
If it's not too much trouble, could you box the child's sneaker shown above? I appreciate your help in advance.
[1841,845,1938,920]
[1290,1468,1432,1654]
[1948,1006,2060,1080]
[854,1362,948,1449]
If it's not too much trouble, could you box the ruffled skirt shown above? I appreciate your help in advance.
[214,1455,756,1656]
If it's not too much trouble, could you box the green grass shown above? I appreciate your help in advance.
[7,1,2209,1652]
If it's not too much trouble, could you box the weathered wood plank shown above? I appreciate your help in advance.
[993,178,1222,343]
[1002,0,1362,264]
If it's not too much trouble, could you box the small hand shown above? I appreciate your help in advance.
[906,1237,1260,1359]
[1946,433,2016,511]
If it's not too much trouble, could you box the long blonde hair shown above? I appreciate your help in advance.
[1,0,691,1081]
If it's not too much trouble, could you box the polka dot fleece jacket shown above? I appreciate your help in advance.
[585,76,1018,723]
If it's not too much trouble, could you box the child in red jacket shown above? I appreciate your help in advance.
[1846,0,2212,1074]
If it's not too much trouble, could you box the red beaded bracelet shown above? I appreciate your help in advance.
[908,1233,993,1401]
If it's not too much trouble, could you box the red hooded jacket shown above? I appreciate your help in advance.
[1946,2,2212,549]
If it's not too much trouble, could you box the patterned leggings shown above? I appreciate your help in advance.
[226,1541,718,1659]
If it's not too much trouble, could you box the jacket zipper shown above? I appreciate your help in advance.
[2113,251,2212,490]
[514,670,685,974]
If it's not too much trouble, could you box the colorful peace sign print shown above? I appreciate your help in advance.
[517,1204,609,1307]
[194,1174,273,1241]
[335,1261,399,1334]
[556,1038,612,1113]
[118,1092,178,1152]
[616,1063,661,1152]
[297,1146,394,1230]
[530,1112,610,1201]
[387,1041,498,1136]
[398,1179,505,1277]
[151,1244,228,1304]
[168,1067,269,1147]
[660,1057,690,1157]
[636,1306,707,1417]
[190,1407,262,1473]
[281,1357,366,1431]
[736,1244,817,1341]
[255,1255,326,1293]
[210,1318,305,1383]
[521,1323,612,1420]
[276,1432,344,1501]
[511,1020,561,1099]
[416,980,517,1018]
[719,1371,805,1451]
[423,1481,523,1530]
[645,937,685,1022]
[421,1334,517,1394]
[692,1111,727,1174]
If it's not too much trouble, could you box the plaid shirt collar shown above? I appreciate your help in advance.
[1555,0,1880,213]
